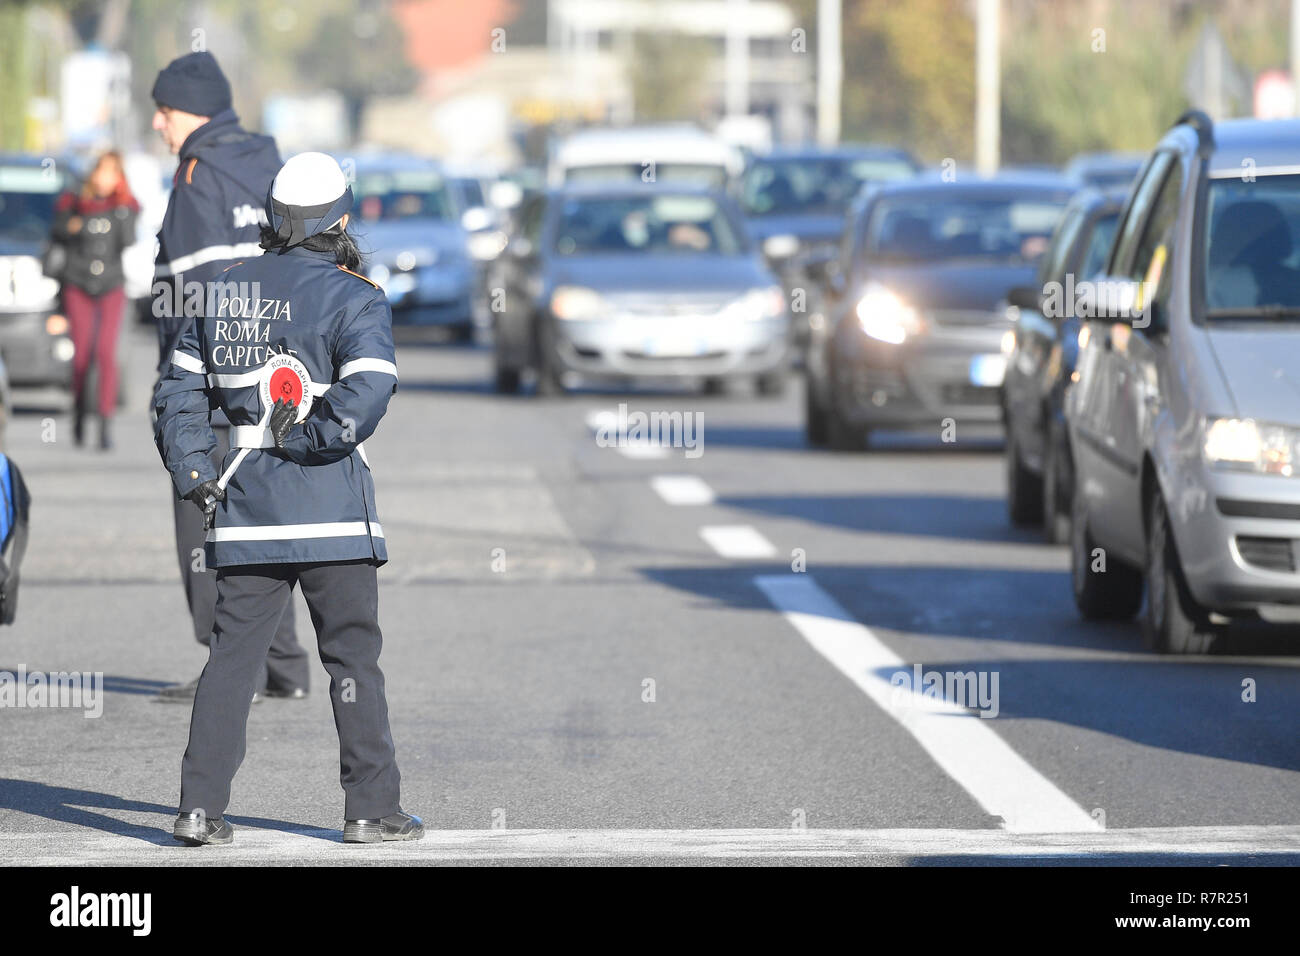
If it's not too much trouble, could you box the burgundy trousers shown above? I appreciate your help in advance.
[63,283,125,419]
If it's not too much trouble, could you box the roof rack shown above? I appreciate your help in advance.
[1173,109,1215,157]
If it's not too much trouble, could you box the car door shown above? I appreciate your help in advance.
[1009,203,1086,470]
[1106,156,1186,558]
[1074,151,1175,559]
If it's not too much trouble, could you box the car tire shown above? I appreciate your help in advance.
[1042,423,1072,545]
[494,366,521,394]
[1070,478,1143,620]
[826,401,867,451]
[1006,430,1043,527]
[1144,487,1216,654]
[756,371,787,397]
[702,377,727,396]
[804,375,828,446]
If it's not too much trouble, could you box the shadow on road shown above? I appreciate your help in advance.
[0,779,335,844]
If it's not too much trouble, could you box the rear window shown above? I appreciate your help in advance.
[553,194,745,255]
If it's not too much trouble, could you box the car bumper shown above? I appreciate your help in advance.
[0,310,73,388]
[833,327,1009,427]
[1173,464,1300,609]
[550,314,791,380]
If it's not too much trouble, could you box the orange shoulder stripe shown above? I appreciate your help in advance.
[185,157,197,185]
[337,264,380,289]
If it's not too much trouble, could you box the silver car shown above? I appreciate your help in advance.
[1067,112,1300,653]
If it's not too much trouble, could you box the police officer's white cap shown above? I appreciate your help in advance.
[266,152,355,249]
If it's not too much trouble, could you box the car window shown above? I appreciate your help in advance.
[552,194,744,255]
[519,196,546,245]
[1125,160,1183,309]
[740,156,913,217]
[1108,151,1173,275]
[864,195,1067,266]
[1077,211,1120,280]
[0,164,63,243]
[1203,173,1300,315]
[1037,206,1085,287]
[354,169,455,222]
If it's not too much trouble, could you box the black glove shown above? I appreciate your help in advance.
[184,478,225,530]
[267,398,298,449]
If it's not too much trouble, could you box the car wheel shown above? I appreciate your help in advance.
[1006,429,1043,527]
[1144,487,1216,654]
[702,377,728,395]
[1070,477,1143,619]
[494,366,521,394]
[1042,424,1072,545]
[804,375,828,446]
[756,371,787,397]
[826,401,867,451]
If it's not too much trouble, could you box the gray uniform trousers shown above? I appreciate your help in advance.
[179,559,402,821]
[171,424,310,691]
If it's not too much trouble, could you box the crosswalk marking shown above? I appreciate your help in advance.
[701,525,777,559]
[754,574,1102,834]
[651,475,716,505]
[3,825,1295,863]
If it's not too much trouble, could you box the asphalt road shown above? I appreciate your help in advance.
[1,327,1297,866]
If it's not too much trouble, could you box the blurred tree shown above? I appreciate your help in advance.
[624,29,715,122]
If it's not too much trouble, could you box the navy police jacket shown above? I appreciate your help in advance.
[153,108,282,373]
[153,245,397,568]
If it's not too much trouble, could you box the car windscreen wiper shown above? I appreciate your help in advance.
[1205,306,1300,320]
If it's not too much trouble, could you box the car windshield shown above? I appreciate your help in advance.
[1203,174,1300,318]
[0,165,62,243]
[866,195,1067,265]
[554,194,745,255]
[354,169,455,222]
[565,164,729,190]
[741,155,914,216]
[453,178,485,208]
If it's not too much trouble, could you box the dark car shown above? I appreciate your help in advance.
[1001,187,1126,541]
[493,183,790,396]
[804,174,1075,449]
[738,146,918,345]
[1064,151,1146,189]
[349,156,476,341]
[0,154,74,391]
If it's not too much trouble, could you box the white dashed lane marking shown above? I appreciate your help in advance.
[700,525,778,559]
[754,574,1102,834]
[651,475,716,505]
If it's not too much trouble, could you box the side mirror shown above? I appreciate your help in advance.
[1006,285,1041,311]
[1089,277,1146,324]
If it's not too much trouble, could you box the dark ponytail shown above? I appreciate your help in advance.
[259,223,364,272]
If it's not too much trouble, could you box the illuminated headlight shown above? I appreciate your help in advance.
[723,286,786,322]
[468,230,508,261]
[0,256,59,310]
[551,285,606,320]
[855,283,925,344]
[1001,329,1016,355]
[1203,418,1300,476]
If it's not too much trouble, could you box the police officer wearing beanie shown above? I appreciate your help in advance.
[149,51,308,703]
[154,152,422,846]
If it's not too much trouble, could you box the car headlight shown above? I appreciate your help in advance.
[724,286,786,322]
[467,230,508,261]
[1203,417,1300,476]
[0,255,59,310]
[551,285,605,320]
[855,283,925,344]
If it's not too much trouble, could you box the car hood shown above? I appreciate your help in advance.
[865,262,1038,312]
[550,254,772,295]
[1205,326,1300,423]
[0,238,42,258]
[746,214,844,244]
[352,219,466,260]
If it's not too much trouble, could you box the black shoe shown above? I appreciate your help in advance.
[343,810,424,844]
[173,811,234,846]
[154,676,200,703]
[262,685,307,700]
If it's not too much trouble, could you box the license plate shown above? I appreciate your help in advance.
[644,333,705,357]
[969,354,1007,387]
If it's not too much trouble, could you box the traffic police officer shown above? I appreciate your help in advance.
[149,50,307,702]
[153,152,422,845]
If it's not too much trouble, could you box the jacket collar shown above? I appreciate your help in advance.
[279,244,340,265]
[178,108,241,160]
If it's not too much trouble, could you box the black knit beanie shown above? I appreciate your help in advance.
[151,51,231,117]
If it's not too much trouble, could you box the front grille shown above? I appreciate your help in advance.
[940,383,1001,406]
[622,350,727,362]
[926,309,1003,327]
[1236,536,1296,572]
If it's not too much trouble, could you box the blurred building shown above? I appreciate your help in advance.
[361,0,812,161]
